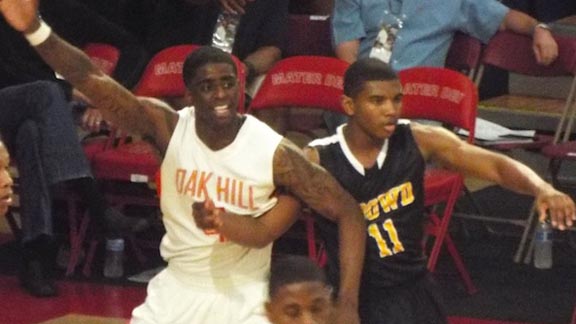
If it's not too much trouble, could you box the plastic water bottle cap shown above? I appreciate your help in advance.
[106,238,125,251]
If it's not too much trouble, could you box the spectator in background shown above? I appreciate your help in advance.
[0,0,149,130]
[0,81,149,297]
[146,0,288,99]
[333,0,557,67]
[0,136,14,218]
[0,0,148,90]
[265,255,334,324]
[325,0,559,132]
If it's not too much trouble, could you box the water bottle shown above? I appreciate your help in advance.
[104,238,125,278]
[533,221,553,270]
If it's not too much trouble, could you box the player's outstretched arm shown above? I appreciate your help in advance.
[413,123,576,230]
[273,138,365,324]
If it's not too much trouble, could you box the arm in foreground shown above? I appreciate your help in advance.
[414,124,576,230]
[192,194,302,248]
[274,139,365,324]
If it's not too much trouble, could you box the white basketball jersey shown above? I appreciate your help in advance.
[160,107,282,287]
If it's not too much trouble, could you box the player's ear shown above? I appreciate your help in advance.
[341,94,354,116]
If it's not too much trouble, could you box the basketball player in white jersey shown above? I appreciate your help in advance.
[0,1,366,323]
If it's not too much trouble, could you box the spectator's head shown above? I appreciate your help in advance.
[183,46,240,125]
[0,136,14,217]
[342,58,402,140]
[266,255,333,324]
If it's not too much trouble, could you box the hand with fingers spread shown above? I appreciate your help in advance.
[192,198,224,232]
[535,188,576,230]
[81,107,110,133]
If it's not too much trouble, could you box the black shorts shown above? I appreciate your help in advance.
[359,274,447,324]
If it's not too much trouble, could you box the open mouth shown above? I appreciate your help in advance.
[214,104,231,118]
[0,193,13,205]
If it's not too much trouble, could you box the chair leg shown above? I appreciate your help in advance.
[427,213,443,271]
[82,239,99,277]
[5,210,22,240]
[513,207,537,263]
[523,229,536,265]
[127,234,148,266]
[548,158,563,188]
[304,212,319,263]
[442,232,478,294]
[66,205,88,277]
[427,182,462,270]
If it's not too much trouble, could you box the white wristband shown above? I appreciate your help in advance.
[25,21,52,46]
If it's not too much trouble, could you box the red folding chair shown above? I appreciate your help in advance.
[475,31,576,150]
[399,66,478,294]
[63,43,122,277]
[472,31,576,264]
[70,45,199,276]
[250,55,350,266]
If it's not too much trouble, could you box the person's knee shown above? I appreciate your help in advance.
[16,120,41,146]
[27,81,68,107]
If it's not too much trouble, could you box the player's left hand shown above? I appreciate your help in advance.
[192,197,224,231]
[535,188,575,230]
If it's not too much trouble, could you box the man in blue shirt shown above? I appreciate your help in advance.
[332,0,558,69]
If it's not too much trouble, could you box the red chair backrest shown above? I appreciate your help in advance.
[133,45,200,97]
[83,43,120,76]
[132,44,246,112]
[399,67,478,141]
[445,32,482,77]
[481,31,576,77]
[249,56,349,114]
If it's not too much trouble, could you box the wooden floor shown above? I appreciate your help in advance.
[0,271,545,324]
[0,274,145,324]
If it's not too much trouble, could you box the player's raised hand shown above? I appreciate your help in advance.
[0,0,40,33]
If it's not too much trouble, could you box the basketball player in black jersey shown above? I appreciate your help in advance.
[304,58,576,324]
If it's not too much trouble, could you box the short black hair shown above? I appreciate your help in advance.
[344,58,398,98]
[269,255,329,298]
[182,46,237,89]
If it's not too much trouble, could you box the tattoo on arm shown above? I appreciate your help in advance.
[34,33,178,151]
[274,139,355,221]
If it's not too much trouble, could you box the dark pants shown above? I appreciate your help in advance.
[0,81,92,242]
[359,274,447,324]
